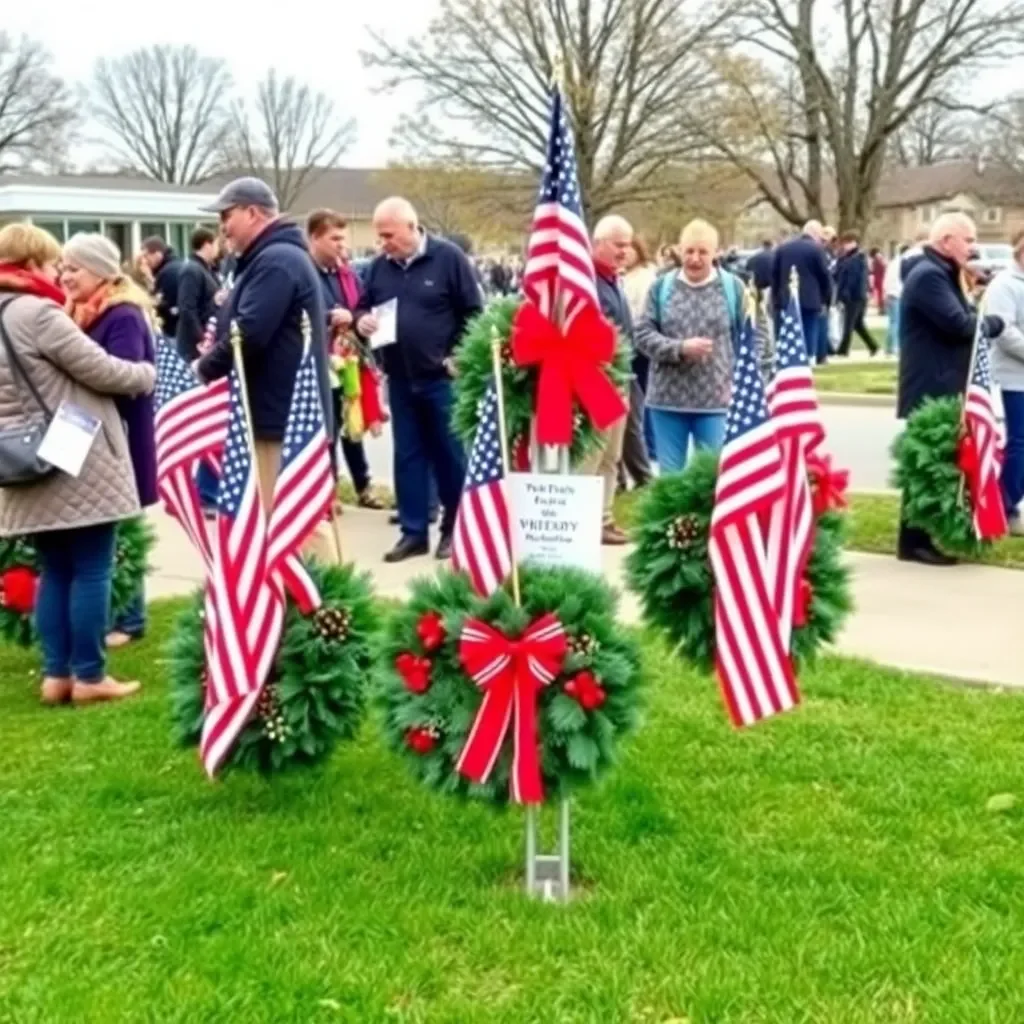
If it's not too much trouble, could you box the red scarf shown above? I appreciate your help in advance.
[336,262,361,309]
[0,262,65,306]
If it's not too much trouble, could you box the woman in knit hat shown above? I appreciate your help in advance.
[62,233,157,650]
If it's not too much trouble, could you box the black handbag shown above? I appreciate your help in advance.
[0,296,57,487]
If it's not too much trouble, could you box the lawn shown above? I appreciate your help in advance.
[813,359,897,396]
[4,603,1024,1022]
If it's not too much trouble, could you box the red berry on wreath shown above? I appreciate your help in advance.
[405,726,438,754]
[396,652,432,694]
[565,670,606,710]
[416,610,446,652]
[795,578,813,627]
[0,566,38,615]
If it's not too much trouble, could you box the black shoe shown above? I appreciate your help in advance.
[384,536,429,563]
[435,534,453,560]
[897,546,958,567]
[388,512,400,526]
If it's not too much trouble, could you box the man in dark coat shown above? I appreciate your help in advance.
[897,212,1004,565]
[834,231,879,356]
[770,221,834,365]
[140,236,182,338]
[176,227,220,361]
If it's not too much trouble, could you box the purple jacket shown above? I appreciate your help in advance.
[85,304,158,507]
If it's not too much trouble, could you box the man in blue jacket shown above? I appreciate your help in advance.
[355,197,483,563]
[834,230,879,356]
[770,221,834,364]
[195,177,336,560]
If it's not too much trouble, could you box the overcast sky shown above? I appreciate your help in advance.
[4,0,437,167]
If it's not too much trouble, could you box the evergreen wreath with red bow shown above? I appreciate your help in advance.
[625,449,853,675]
[167,561,376,776]
[0,517,154,647]
[451,297,631,468]
[377,565,644,808]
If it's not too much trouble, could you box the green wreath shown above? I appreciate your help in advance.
[890,396,984,557]
[452,297,631,466]
[167,561,376,776]
[377,565,644,808]
[625,449,853,674]
[0,516,155,647]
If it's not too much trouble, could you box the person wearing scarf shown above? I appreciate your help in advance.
[0,224,154,705]
[62,233,157,648]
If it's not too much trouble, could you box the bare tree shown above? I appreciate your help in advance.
[363,0,741,223]
[0,33,76,174]
[224,71,355,210]
[693,0,1024,231]
[887,98,972,168]
[978,94,1024,172]
[91,45,232,184]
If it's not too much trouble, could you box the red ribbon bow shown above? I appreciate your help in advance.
[457,613,567,804]
[806,452,849,517]
[0,566,38,615]
[510,300,627,446]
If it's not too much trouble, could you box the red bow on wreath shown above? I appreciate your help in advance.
[510,300,627,446]
[0,565,38,615]
[806,452,849,516]
[457,612,567,804]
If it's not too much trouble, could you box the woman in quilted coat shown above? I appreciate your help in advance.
[0,224,154,706]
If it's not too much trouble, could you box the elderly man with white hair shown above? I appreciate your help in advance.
[769,218,835,364]
[355,196,483,563]
[897,211,1006,564]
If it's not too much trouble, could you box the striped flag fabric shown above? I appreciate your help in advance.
[201,368,285,777]
[452,380,513,596]
[520,85,598,326]
[709,316,799,728]
[963,330,1009,540]
[766,288,826,651]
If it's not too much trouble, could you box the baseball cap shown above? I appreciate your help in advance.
[201,177,279,214]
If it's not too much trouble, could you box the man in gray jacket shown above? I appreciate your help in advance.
[983,227,1024,534]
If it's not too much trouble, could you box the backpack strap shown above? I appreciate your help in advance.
[655,269,678,330]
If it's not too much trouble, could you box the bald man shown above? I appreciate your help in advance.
[354,197,483,563]
[897,212,1005,565]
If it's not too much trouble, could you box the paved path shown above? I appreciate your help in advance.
[146,506,1023,689]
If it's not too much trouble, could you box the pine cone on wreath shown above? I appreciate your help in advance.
[313,606,351,643]
[665,513,702,551]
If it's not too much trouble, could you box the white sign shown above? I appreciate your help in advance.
[37,402,101,478]
[509,473,603,574]
[370,298,398,350]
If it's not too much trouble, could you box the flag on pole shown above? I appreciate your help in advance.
[709,317,799,727]
[201,368,285,777]
[520,85,598,326]
[766,286,826,650]
[452,380,513,596]
[962,331,1009,540]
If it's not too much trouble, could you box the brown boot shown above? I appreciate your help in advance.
[71,678,141,704]
[40,677,72,705]
[601,524,629,546]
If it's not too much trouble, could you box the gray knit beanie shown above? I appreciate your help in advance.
[63,232,122,281]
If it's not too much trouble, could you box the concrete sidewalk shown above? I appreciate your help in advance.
[146,506,1023,689]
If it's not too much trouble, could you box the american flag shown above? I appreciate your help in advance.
[452,380,513,596]
[267,343,335,613]
[709,317,799,727]
[154,341,229,563]
[766,288,826,651]
[963,329,1009,539]
[521,85,597,326]
[201,369,285,777]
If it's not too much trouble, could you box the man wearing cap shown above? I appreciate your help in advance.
[194,177,335,557]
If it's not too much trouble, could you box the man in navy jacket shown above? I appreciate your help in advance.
[770,221,834,364]
[355,197,483,563]
[834,231,879,356]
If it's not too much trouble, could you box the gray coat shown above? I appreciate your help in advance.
[0,285,155,537]
[983,265,1024,392]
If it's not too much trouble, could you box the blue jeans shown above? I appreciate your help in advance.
[1001,389,1024,520]
[648,409,727,473]
[389,375,466,539]
[111,583,146,638]
[196,460,219,508]
[886,297,901,355]
[35,522,116,683]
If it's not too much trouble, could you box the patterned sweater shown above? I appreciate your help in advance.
[634,271,736,412]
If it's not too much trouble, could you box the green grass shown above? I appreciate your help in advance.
[616,490,1024,569]
[813,360,897,396]
[4,603,1024,1022]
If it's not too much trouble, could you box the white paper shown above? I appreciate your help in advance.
[508,473,604,574]
[37,402,101,478]
[371,298,398,349]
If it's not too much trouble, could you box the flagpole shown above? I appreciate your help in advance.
[490,326,521,607]
[229,321,262,506]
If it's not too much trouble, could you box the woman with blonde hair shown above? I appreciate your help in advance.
[635,218,745,472]
[0,223,154,705]
[62,233,158,647]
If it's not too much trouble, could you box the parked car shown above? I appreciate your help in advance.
[969,243,1014,282]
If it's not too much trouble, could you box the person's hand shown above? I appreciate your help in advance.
[213,288,228,307]
[330,307,353,329]
[681,337,714,360]
[444,357,459,378]
[356,313,378,336]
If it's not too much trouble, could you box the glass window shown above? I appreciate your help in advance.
[67,220,100,237]
[104,222,130,262]
[140,221,167,243]
[984,207,1003,224]
[169,222,189,257]
[33,219,66,242]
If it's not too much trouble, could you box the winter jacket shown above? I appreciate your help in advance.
[197,219,331,442]
[747,248,774,291]
[0,282,154,537]
[835,248,869,304]
[982,264,1024,392]
[770,235,833,312]
[176,253,219,360]
[152,253,183,337]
